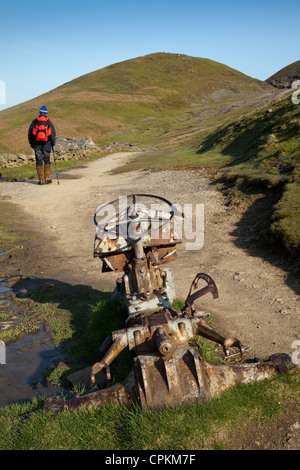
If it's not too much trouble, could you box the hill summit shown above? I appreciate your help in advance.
[0,52,274,154]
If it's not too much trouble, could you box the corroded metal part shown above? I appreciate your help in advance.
[42,351,298,413]
[42,372,136,413]
[91,332,129,382]
[182,273,219,316]
[89,308,245,381]
[133,347,289,410]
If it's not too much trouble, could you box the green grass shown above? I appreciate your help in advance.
[0,316,40,344]
[0,372,299,450]
[0,201,32,252]
[271,181,300,260]
[6,283,131,386]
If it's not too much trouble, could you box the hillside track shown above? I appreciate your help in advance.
[0,152,299,360]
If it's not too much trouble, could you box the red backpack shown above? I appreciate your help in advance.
[32,115,52,142]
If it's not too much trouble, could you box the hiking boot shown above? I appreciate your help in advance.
[44,164,52,184]
[36,166,44,185]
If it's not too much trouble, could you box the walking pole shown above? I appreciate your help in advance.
[52,147,60,185]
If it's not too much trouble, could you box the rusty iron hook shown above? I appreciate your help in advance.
[183,273,219,315]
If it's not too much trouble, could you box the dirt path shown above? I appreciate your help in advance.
[0,152,299,360]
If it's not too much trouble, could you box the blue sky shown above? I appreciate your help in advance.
[0,0,299,110]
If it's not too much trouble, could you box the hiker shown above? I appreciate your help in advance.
[28,106,56,185]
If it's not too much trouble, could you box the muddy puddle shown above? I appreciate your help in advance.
[0,325,67,408]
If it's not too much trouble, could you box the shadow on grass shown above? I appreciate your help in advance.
[196,99,299,170]
[10,276,132,390]
[210,177,300,297]
[197,116,270,165]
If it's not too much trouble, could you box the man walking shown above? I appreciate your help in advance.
[28,106,56,185]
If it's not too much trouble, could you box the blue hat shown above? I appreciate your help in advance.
[39,106,48,116]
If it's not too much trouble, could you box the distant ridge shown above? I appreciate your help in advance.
[266,60,300,89]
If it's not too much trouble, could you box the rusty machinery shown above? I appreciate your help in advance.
[43,194,298,413]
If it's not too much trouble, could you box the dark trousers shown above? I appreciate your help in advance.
[34,147,51,167]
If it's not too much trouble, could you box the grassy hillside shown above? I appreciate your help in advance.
[0,52,273,154]
[198,95,300,264]
[119,94,300,267]
[197,95,299,182]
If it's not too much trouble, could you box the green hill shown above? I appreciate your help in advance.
[266,60,300,88]
[0,52,274,154]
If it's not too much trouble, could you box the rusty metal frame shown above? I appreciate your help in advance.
[42,194,299,413]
